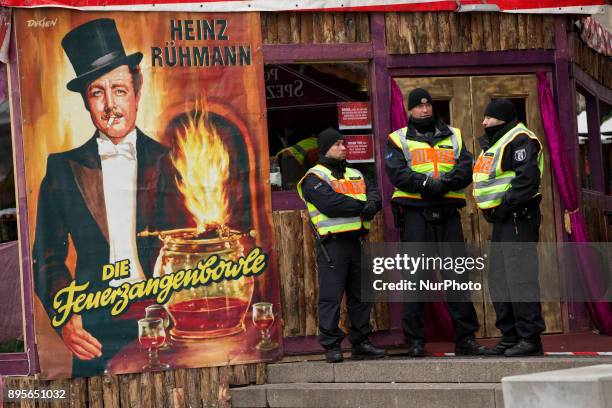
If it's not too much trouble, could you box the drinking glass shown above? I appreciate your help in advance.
[145,304,171,349]
[252,302,278,351]
[138,317,170,371]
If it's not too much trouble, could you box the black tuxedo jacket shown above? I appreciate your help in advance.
[33,128,189,325]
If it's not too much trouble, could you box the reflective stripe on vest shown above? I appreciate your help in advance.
[388,126,466,201]
[472,123,544,209]
[297,164,370,236]
[277,137,318,166]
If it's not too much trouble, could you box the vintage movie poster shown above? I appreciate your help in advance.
[13,9,281,379]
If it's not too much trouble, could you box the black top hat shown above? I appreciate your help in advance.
[62,18,143,93]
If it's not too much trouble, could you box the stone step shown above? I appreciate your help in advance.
[502,364,612,408]
[266,356,612,384]
[231,382,503,408]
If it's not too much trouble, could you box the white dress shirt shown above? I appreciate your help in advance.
[97,129,146,287]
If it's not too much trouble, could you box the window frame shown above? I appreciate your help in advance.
[0,32,38,376]
[574,64,612,205]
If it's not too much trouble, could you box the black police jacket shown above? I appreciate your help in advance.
[300,159,381,236]
[477,119,542,212]
[384,116,474,208]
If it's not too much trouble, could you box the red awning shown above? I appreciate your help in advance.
[0,0,606,13]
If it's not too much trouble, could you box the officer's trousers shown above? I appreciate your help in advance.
[399,206,480,343]
[489,206,546,341]
[317,234,372,349]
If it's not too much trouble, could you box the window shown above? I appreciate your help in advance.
[265,63,376,192]
[0,64,24,357]
[599,100,612,195]
[576,91,592,190]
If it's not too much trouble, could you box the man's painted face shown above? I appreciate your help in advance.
[409,102,433,119]
[325,139,346,160]
[86,65,140,141]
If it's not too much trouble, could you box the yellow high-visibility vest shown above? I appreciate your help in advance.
[388,126,466,201]
[472,123,544,209]
[297,164,370,236]
[277,137,318,166]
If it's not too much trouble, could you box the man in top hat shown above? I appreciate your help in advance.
[385,88,485,357]
[297,128,385,363]
[33,18,188,376]
[474,99,546,356]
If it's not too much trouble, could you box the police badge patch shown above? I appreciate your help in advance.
[514,148,527,162]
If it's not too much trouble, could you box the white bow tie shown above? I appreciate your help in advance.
[97,138,136,161]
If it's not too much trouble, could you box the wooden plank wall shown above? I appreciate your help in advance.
[582,194,611,243]
[273,210,390,337]
[385,12,555,54]
[574,33,612,91]
[3,364,267,408]
[261,12,370,44]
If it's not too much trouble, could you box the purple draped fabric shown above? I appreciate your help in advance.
[536,72,612,335]
[390,79,454,342]
[391,79,408,130]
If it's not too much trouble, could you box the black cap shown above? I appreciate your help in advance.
[62,18,143,93]
[408,88,433,110]
[484,99,517,123]
[317,127,343,156]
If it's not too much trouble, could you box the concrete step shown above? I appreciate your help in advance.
[266,356,612,384]
[502,364,612,408]
[231,382,503,408]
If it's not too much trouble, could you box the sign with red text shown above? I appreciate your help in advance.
[337,102,371,130]
[345,134,374,163]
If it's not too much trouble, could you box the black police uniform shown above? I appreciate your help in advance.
[479,118,546,350]
[385,116,482,350]
[301,157,382,351]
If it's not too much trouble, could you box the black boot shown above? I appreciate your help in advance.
[351,340,386,360]
[325,346,343,363]
[484,339,518,356]
[406,340,426,357]
[504,339,544,357]
[455,336,486,356]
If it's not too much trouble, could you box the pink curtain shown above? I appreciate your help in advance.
[391,79,454,342]
[536,72,612,335]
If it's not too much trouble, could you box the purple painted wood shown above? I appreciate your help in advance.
[370,13,398,243]
[553,15,592,333]
[0,29,38,375]
[573,64,612,106]
[0,358,30,375]
[271,191,306,211]
[390,64,553,77]
[582,190,612,212]
[585,94,605,193]
[387,50,555,69]
[263,43,373,64]
[369,13,403,332]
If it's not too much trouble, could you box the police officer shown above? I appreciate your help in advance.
[298,127,385,363]
[474,99,545,357]
[277,134,319,189]
[385,88,484,357]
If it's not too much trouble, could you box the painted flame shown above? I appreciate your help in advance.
[171,101,230,233]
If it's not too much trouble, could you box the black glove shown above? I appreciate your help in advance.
[494,203,512,222]
[361,200,379,221]
[483,209,496,223]
[422,176,449,200]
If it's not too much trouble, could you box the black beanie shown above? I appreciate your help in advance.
[484,99,517,123]
[408,88,433,110]
[317,127,343,156]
